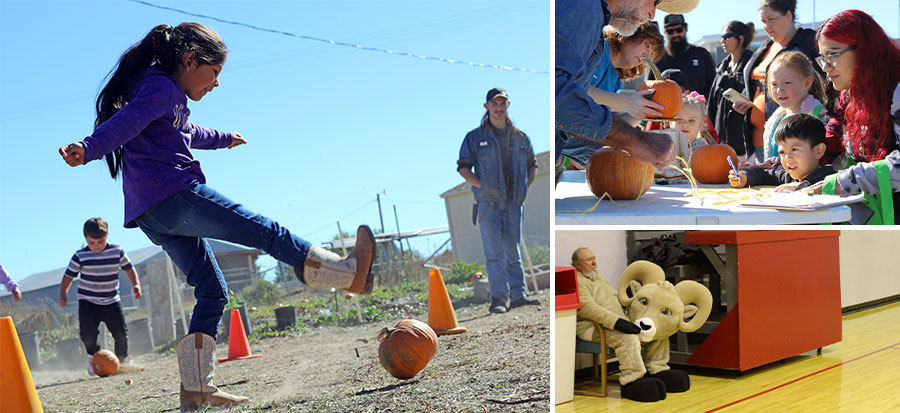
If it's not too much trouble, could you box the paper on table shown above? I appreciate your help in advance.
[738,192,865,211]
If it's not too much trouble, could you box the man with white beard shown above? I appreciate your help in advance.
[555,0,700,183]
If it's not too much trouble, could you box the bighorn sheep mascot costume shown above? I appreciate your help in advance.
[577,260,712,402]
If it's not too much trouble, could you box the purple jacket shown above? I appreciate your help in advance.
[0,264,18,292]
[81,68,233,228]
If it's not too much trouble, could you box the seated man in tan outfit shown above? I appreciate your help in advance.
[572,247,667,402]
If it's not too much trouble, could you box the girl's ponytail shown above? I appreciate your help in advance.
[95,24,174,179]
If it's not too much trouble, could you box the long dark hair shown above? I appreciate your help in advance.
[95,23,227,179]
[481,111,522,137]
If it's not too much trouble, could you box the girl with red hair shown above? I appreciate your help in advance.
[806,10,900,224]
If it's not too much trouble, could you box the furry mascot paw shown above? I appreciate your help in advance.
[650,369,691,392]
[620,376,667,402]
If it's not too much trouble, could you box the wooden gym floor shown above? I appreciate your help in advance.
[555,300,900,412]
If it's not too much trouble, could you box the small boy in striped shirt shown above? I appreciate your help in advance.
[59,217,142,375]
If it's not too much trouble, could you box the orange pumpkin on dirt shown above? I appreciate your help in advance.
[585,147,654,200]
[92,349,120,377]
[378,319,439,380]
[690,144,739,184]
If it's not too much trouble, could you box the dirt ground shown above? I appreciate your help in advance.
[32,293,549,412]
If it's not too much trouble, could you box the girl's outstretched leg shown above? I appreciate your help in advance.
[295,224,376,294]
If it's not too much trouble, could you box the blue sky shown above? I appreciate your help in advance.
[0,0,550,281]
[658,0,898,42]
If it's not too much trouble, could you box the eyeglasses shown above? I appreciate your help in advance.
[666,26,685,35]
[654,0,662,6]
[721,33,738,40]
[815,46,855,69]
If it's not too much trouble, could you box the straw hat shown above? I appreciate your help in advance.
[657,0,700,14]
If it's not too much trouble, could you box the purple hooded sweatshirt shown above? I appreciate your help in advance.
[80,67,233,228]
[0,264,18,292]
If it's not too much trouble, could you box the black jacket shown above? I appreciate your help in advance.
[708,51,753,155]
[745,164,834,189]
[741,28,821,155]
[653,45,716,98]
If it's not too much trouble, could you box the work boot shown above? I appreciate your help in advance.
[177,332,248,411]
[509,295,540,309]
[489,298,508,314]
[295,225,376,294]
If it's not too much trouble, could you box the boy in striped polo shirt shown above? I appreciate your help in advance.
[59,217,142,375]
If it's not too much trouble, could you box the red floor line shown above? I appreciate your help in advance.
[704,340,900,412]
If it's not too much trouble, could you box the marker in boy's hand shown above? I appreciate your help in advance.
[59,142,85,166]
[727,157,747,188]
[227,132,247,149]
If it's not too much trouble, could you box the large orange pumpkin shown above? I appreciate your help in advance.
[690,144,739,184]
[91,349,119,377]
[638,57,683,119]
[637,81,683,119]
[378,319,439,380]
[585,147,654,200]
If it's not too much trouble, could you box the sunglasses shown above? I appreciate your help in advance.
[654,0,662,5]
[721,33,738,40]
[666,26,685,35]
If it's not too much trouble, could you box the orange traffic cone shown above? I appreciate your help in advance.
[217,309,263,363]
[427,268,467,336]
[0,317,43,412]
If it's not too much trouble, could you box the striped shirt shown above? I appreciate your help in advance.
[64,244,133,305]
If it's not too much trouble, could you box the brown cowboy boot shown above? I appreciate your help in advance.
[295,225,376,294]
[177,332,248,411]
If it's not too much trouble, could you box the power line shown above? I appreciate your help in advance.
[125,0,547,74]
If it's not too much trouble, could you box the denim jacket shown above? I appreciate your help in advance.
[458,124,536,206]
[555,0,613,161]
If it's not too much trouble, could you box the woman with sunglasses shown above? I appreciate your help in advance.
[802,10,900,224]
[732,0,823,164]
[708,21,755,162]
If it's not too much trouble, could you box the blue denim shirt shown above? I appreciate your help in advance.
[555,0,613,162]
[458,123,536,206]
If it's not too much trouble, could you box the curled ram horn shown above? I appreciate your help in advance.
[674,280,713,332]
[617,260,666,306]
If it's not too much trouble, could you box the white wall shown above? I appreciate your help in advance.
[839,231,900,308]
[555,230,628,288]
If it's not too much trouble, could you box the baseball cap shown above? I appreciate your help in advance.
[656,0,699,15]
[664,14,687,27]
[486,87,509,103]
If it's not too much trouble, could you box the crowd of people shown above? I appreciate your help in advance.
[556,0,900,224]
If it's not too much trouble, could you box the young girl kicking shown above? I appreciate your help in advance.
[58,23,376,409]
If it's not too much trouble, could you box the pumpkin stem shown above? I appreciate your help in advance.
[377,327,396,343]
[700,129,715,145]
[641,57,663,81]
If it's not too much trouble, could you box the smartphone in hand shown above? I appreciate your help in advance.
[723,88,753,105]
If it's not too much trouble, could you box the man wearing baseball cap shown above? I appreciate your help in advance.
[556,0,700,181]
[651,13,716,98]
[457,88,540,314]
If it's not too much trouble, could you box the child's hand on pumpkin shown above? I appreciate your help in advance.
[728,170,747,188]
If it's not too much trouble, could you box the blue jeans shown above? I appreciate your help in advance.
[133,182,311,338]
[478,200,526,302]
